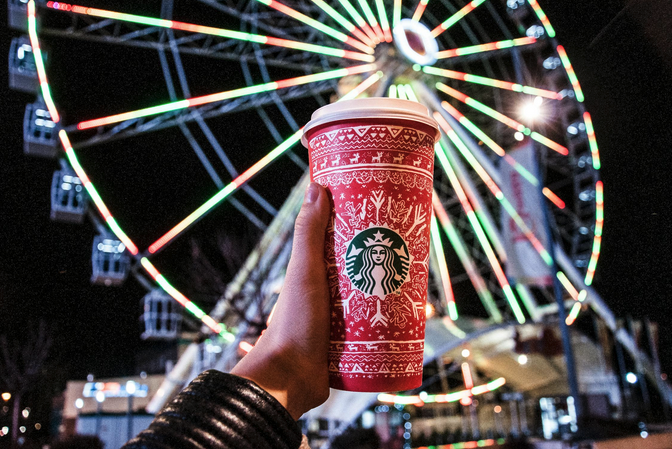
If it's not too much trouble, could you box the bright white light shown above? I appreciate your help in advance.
[126,381,137,396]
[22,409,29,418]
[626,372,638,384]
[75,398,84,409]
[19,426,26,434]
[393,19,439,66]
[640,431,649,438]
[0,426,6,436]
[461,349,470,358]
[520,97,544,122]
[514,132,524,141]
[517,354,528,365]
[95,391,106,403]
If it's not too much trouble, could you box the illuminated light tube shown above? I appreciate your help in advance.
[388,84,398,98]
[403,84,419,102]
[441,101,505,157]
[46,1,373,61]
[356,0,385,41]
[141,258,235,340]
[393,0,402,27]
[374,0,393,42]
[436,83,526,132]
[584,180,604,285]
[337,0,379,44]
[434,138,526,324]
[78,63,376,130]
[412,0,429,22]
[148,71,382,254]
[58,130,139,255]
[436,84,568,156]
[433,194,503,323]
[377,377,506,406]
[556,45,585,102]
[436,36,536,59]
[566,302,582,326]
[542,187,565,209]
[431,0,487,37]
[430,213,458,320]
[311,0,375,47]
[256,0,374,54]
[423,66,561,100]
[530,132,568,155]
[556,271,579,301]
[396,84,408,100]
[239,341,254,354]
[527,0,556,38]
[148,131,303,253]
[28,1,60,123]
[435,113,553,269]
[583,112,601,170]
[461,362,473,389]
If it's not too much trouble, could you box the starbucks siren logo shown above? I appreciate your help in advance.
[344,227,410,299]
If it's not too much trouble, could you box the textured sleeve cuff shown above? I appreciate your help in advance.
[122,370,303,449]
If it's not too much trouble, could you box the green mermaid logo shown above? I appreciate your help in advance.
[345,227,410,299]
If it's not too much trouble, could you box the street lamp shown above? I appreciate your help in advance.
[95,391,105,436]
[126,381,136,441]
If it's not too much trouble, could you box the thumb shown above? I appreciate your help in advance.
[286,182,331,283]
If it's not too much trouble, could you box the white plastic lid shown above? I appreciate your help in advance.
[302,98,440,147]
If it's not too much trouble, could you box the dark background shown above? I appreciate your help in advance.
[1,0,671,389]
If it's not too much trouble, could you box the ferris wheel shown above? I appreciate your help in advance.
[13,0,605,362]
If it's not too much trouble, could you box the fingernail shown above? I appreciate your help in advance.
[306,182,319,203]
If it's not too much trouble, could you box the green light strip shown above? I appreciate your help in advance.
[430,214,459,320]
[433,196,502,322]
[436,142,525,324]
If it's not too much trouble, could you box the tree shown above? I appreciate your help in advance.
[0,320,52,449]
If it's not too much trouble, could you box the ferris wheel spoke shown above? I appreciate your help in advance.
[75,63,376,130]
[146,71,383,255]
[440,100,566,208]
[423,66,562,100]
[393,0,402,27]
[435,114,589,307]
[435,82,569,155]
[373,0,393,42]
[310,0,376,47]
[45,1,373,62]
[435,36,537,60]
[254,0,374,54]
[435,141,526,324]
[429,211,459,321]
[355,0,386,41]
[430,0,487,38]
[336,0,380,44]
[412,0,430,22]
[432,194,503,322]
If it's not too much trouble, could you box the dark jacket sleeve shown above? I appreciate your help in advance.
[122,369,303,449]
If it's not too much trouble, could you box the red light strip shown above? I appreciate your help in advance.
[46,1,373,61]
[436,37,536,59]
[584,180,604,285]
[77,63,376,130]
[542,187,565,209]
[431,0,486,38]
[412,0,429,22]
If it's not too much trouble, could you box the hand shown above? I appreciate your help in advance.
[231,182,331,419]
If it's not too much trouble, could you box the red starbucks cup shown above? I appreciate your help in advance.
[302,98,440,392]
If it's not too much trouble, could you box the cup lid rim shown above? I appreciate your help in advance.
[301,98,440,146]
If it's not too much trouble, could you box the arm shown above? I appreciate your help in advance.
[123,183,332,448]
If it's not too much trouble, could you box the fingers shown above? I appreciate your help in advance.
[287,182,331,283]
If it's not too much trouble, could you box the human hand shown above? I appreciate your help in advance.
[231,182,331,419]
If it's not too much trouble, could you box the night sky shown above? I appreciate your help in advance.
[1,0,671,390]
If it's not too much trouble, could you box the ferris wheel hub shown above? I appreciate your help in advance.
[392,19,439,66]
